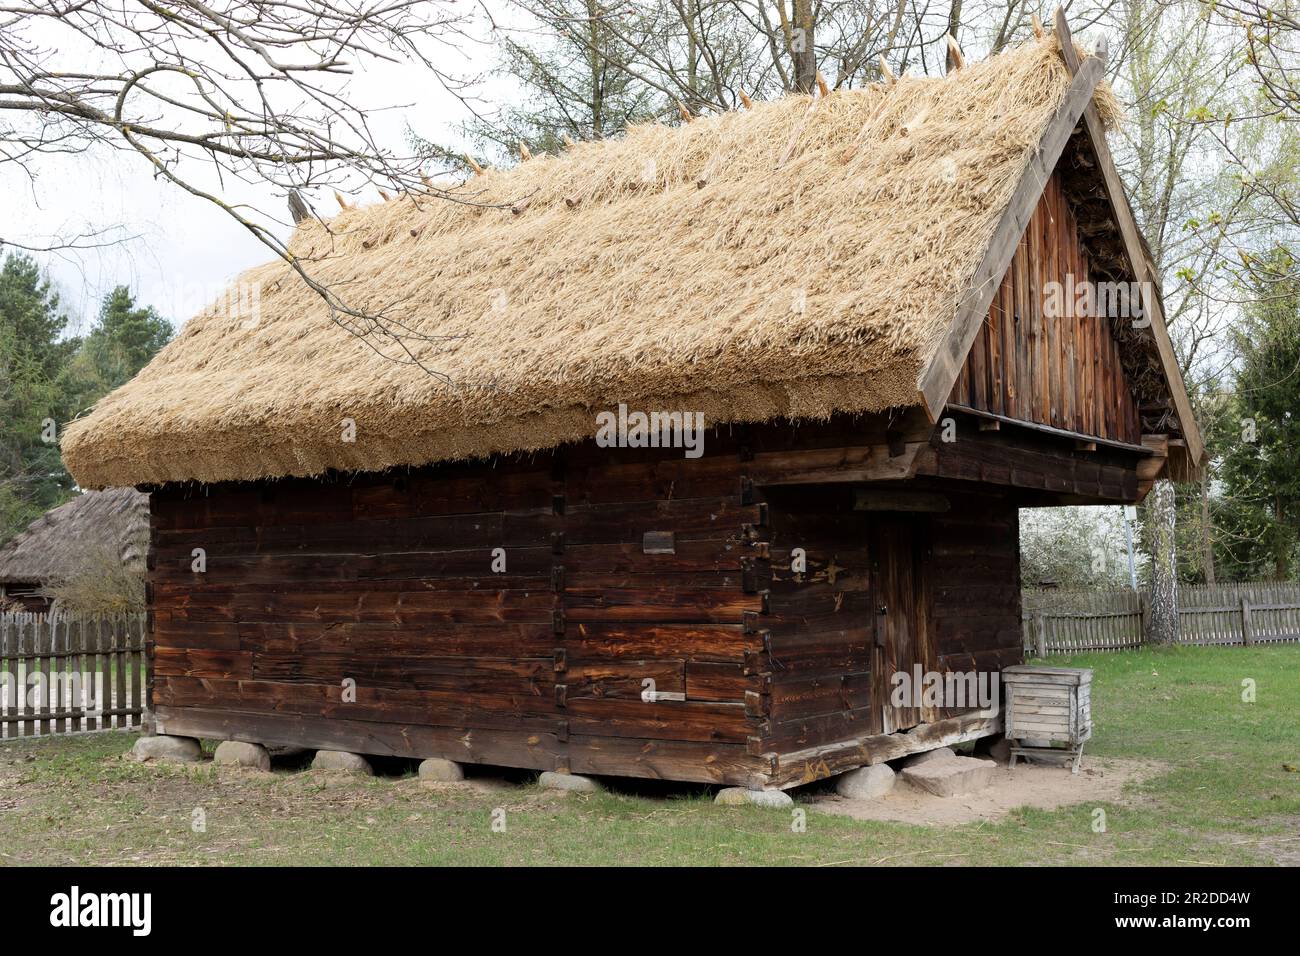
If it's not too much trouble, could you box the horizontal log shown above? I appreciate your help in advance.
[155,589,558,626]
[155,674,755,743]
[564,660,685,700]
[567,623,756,662]
[684,661,753,702]
[153,620,559,658]
[564,588,758,624]
[558,540,746,573]
[762,591,878,634]
[748,441,925,485]
[561,697,753,742]
[153,706,773,787]
[151,549,556,585]
[769,672,872,722]
[754,706,878,754]
[154,499,761,555]
[759,627,874,674]
[155,675,562,734]
[767,710,1003,788]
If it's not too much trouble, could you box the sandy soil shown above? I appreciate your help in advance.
[806,756,1163,826]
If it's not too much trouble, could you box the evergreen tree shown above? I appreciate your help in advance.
[90,286,173,385]
[0,253,77,541]
[1217,248,1300,580]
[64,286,174,410]
[0,261,174,546]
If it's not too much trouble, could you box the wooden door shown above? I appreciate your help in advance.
[871,515,932,734]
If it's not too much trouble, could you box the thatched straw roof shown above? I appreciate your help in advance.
[0,489,149,585]
[62,37,1123,489]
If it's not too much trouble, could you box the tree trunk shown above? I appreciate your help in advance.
[1148,479,1179,645]
[586,0,604,137]
[945,0,964,72]
[1275,496,1291,580]
[791,0,816,93]
[1200,474,1215,585]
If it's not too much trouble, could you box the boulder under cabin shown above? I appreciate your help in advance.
[62,19,1204,792]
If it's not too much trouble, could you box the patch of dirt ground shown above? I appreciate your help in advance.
[806,757,1164,826]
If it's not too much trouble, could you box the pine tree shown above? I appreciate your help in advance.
[1,265,174,546]
[1217,249,1300,580]
[0,254,77,541]
[72,286,174,396]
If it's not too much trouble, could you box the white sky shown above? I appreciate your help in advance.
[2,8,513,334]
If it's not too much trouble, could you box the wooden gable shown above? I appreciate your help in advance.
[947,171,1142,447]
[917,11,1204,481]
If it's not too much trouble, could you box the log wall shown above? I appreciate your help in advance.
[147,421,1047,788]
[149,443,774,786]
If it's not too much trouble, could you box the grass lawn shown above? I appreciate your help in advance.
[0,644,1295,866]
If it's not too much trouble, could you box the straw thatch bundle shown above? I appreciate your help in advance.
[62,37,1120,489]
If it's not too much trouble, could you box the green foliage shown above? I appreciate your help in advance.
[0,257,172,546]
[1216,248,1300,580]
[0,254,77,541]
[1020,507,1141,590]
[63,286,174,414]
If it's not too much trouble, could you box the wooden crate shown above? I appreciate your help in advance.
[1002,664,1092,772]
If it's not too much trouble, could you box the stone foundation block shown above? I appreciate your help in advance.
[213,740,271,771]
[130,735,201,764]
[311,750,374,774]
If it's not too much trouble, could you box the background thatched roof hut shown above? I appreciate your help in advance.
[0,489,149,612]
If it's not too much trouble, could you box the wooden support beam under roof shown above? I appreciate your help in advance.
[1137,434,1170,498]
[948,403,1157,456]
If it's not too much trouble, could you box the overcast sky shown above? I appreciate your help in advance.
[3,10,510,335]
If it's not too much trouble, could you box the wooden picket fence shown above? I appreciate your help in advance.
[0,612,148,738]
[1023,582,1300,656]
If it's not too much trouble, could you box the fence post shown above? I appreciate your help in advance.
[1139,591,1151,644]
[1034,610,1047,658]
[1241,597,1254,646]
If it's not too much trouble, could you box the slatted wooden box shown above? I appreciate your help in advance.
[1002,665,1093,772]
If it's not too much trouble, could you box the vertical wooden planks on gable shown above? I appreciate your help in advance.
[1038,177,1053,425]
[1001,270,1017,416]
[971,302,988,411]
[1080,239,1095,437]
[945,169,1154,451]
[1028,209,1044,425]
[1059,186,1078,433]
[955,338,971,406]
[986,286,1004,417]
[1046,176,1063,428]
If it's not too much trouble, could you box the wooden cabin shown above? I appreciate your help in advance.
[62,19,1202,791]
[0,489,148,613]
